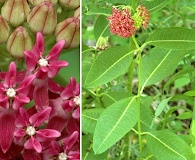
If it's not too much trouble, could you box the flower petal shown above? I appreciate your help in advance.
[47,116,67,132]
[0,110,15,153]
[72,107,80,119]
[14,129,26,138]
[29,107,51,127]
[15,107,30,128]
[17,75,35,94]
[23,149,42,160]
[12,95,30,110]
[48,61,68,78]
[47,40,65,62]
[24,50,38,72]
[24,137,42,153]
[68,151,80,160]
[36,129,61,139]
[32,32,44,58]
[4,62,16,88]
[61,77,76,99]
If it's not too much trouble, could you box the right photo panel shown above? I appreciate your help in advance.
[82,0,195,159]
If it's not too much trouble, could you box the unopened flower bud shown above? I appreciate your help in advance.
[0,16,10,44]
[27,1,57,36]
[59,0,80,9]
[74,7,80,20]
[29,0,58,5]
[136,5,150,29]
[1,0,30,27]
[54,17,80,49]
[132,13,143,29]
[7,26,33,59]
[96,37,108,50]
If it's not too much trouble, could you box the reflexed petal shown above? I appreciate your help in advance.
[68,151,80,160]
[29,107,51,127]
[15,107,30,127]
[75,84,80,96]
[24,50,38,72]
[0,110,15,153]
[48,61,68,78]
[13,95,30,110]
[36,129,61,138]
[43,140,60,155]
[66,117,79,135]
[47,116,67,132]
[61,100,74,113]
[47,40,65,62]
[14,129,26,138]
[23,149,42,160]
[61,77,76,99]
[48,79,64,94]
[4,62,16,88]
[24,137,42,153]
[72,107,80,119]
[35,66,48,79]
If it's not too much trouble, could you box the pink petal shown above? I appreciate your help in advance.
[61,77,76,99]
[62,131,79,152]
[24,137,42,153]
[61,100,75,113]
[14,129,26,138]
[23,149,42,160]
[24,50,38,72]
[43,140,60,156]
[47,40,65,62]
[48,79,64,94]
[15,107,30,128]
[72,107,80,119]
[68,151,80,160]
[17,75,36,94]
[35,66,48,79]
[12,95,30,110]
[66,117,79,135]
[48,61,68,78]
[32,32,45,58]
[4,62,16,88]
[33,79,49,110]
[36,129,61,139]
[0,110,15,153]
[47,116,67,132]
[29,107,51,127]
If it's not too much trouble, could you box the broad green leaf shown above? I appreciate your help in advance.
[93,96,139,154]
[144,0,168,14]
[146,27,195,50]
[155,97,172,117]
[176,112,192,120]
[82,134,108,160]
[184,90,195,97]
[85,46,135,88]
[146,130,195,160]
[141,47,186,91]
[101,91,133,107]
[82,109,104,134]
[94,15,109,40]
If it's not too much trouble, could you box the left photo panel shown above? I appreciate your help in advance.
[0,0,80,159]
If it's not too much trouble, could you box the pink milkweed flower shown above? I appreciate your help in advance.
[24,32,69,79]
[0,62,35,110]
[14,107,61,153]
[61,77,80,119]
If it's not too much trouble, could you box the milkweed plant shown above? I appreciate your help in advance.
[0,0,80,159]
[82,0,195,159]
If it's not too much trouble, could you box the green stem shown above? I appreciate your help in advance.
[131,0,138,10]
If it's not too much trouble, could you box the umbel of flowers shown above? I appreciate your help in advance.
[0,32,80,159]
[107,5,150,38]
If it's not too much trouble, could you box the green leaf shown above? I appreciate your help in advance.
[82,109,104,134]
[94,15,109,40]
[82,134,108,160]
[93,96,139,154]
[155,97,172,117]
[141,47,186,90]
[184,90,195,97]
[146,27,195,50]
[146,130,195,160]
[144,0,168,14]
[177,112,192,120]
[85,6,111,16]
[85,46,135,88]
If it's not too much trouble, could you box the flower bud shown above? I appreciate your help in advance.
[27,1,57,36]
[59,0,80,9]
[54,17,80,49]
[96,37,108,50]
[29,0,58,5]
[1,0,30,27]
[6,26,33,59]
[0,16,10,44]
[74,7,80,20]
[136,5,150,29]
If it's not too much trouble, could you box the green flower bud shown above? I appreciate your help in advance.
[132,13,143,29]
[1,0,30,27]
[54,17,80,49]
[29,0,58,5]
[74,7,80,20]
[27,1,57,36]
[59,0,80,9]
[0,16,10,44]
[96,37,108,50]
[7,26,33,59]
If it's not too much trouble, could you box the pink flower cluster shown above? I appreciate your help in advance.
[107,8,136,38]
[0,33,80,160]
